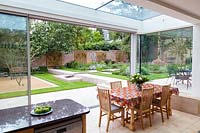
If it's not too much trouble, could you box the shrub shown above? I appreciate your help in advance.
[150,64,160,73]
[96,63,108,71]
[32,66,48,74]
[104,59,112,64]
[185,57,192,64]
[167,64,178,75]
[112,70,120,75]
[141,67,150,75]
[0,67,9,73]
[111,64,119,69]
[65,61,80,68]
[119,65,130,76]
[39,66,48,72]
[96,67,103,71]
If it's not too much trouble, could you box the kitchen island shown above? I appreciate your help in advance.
[0,99,90,133]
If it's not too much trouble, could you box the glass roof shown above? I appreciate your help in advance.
[60,0,111,9]
[99,0,160,20]
[59,0,160,21]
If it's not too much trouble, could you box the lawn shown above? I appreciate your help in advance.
[0,73,95,99]
[91,72,129,80]
[61,67,169,81]
[91,72,168,81]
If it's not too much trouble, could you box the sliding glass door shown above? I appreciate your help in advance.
[0,13,29,109]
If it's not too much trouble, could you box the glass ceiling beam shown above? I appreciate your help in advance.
[95,0,114,10]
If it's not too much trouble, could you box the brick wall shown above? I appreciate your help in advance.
[32,50,128,67]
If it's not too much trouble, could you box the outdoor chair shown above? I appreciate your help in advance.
[133,88,154,130]
[110,81,122,90]
[175,70,192,89]
[152,85,170,122]
[97,88,125,132]
[127,80,131,88]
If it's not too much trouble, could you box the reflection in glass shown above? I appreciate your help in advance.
[59,0,111,9]
[139,27,192,89]
[0,13,28,108]
[99,0,160,20]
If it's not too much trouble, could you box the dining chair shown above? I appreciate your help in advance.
[110,81,122,90]
[127,80,131,88]
[134,88,154,130]
[97,88,125,132]
[152,85,170,122]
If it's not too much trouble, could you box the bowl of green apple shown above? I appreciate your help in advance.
[31,105,53,116]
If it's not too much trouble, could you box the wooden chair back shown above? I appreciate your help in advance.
[127,80,131,88]
[97,88,111,112]
[140,88,154,111]
[110,81,122,90]
[161,85,170,106]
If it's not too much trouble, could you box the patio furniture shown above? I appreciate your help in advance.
[175,69,192,89]
[0,72,8,77]
[133,88,154,130]
[110,81,122,90]
[152,85,170,122]
[110,83,179,131]
[127,80,131,88]
[9,67,27,80]
[97,88,125,132]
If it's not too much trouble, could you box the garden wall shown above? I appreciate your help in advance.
[32,50,127,67]
[74,50,127,64]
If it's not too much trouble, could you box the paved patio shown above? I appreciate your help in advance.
[0,71,192,110]
[0,80,198,132]
[87,107,200,133]
[0,86,99,110]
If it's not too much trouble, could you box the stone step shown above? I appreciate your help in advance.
[54,75,82,82]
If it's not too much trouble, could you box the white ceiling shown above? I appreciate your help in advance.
[156,0,200,19]
[125,0,200,24]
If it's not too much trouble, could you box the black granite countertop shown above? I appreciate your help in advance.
[0,99,90,133]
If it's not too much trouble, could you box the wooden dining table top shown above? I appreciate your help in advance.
[110,83,179,106]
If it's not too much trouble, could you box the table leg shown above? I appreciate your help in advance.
[129,108,135,131]
[168,95,172,116]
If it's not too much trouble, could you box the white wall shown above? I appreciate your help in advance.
[139,15,192,34]
[191,23,200,98]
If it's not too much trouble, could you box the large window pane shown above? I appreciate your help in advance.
[140,27,192,90]
[0,13,28,109]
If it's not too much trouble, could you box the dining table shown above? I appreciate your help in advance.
[175,69,192,88]
[110,83,179,131]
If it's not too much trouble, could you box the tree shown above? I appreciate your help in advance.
[109,31,131,60]
[0,29,27,86]
[168,37,188,64]
[30,21,87,62]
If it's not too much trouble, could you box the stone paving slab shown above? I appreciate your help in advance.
[0,86,99,110]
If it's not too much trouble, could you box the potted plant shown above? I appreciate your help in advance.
[130,73,149,91]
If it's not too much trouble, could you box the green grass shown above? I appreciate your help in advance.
[0,73,95,99]
[146,73,168,80]
[0,91,27,99]
[91,72,168,81]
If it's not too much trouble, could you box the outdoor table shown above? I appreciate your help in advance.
[176,69,192,88]
[110,83,179,131]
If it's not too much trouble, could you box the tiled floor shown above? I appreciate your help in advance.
[87,107,200,133]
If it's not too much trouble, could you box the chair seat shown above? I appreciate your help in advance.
[152,98,161,106]
[111,104,122,111]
